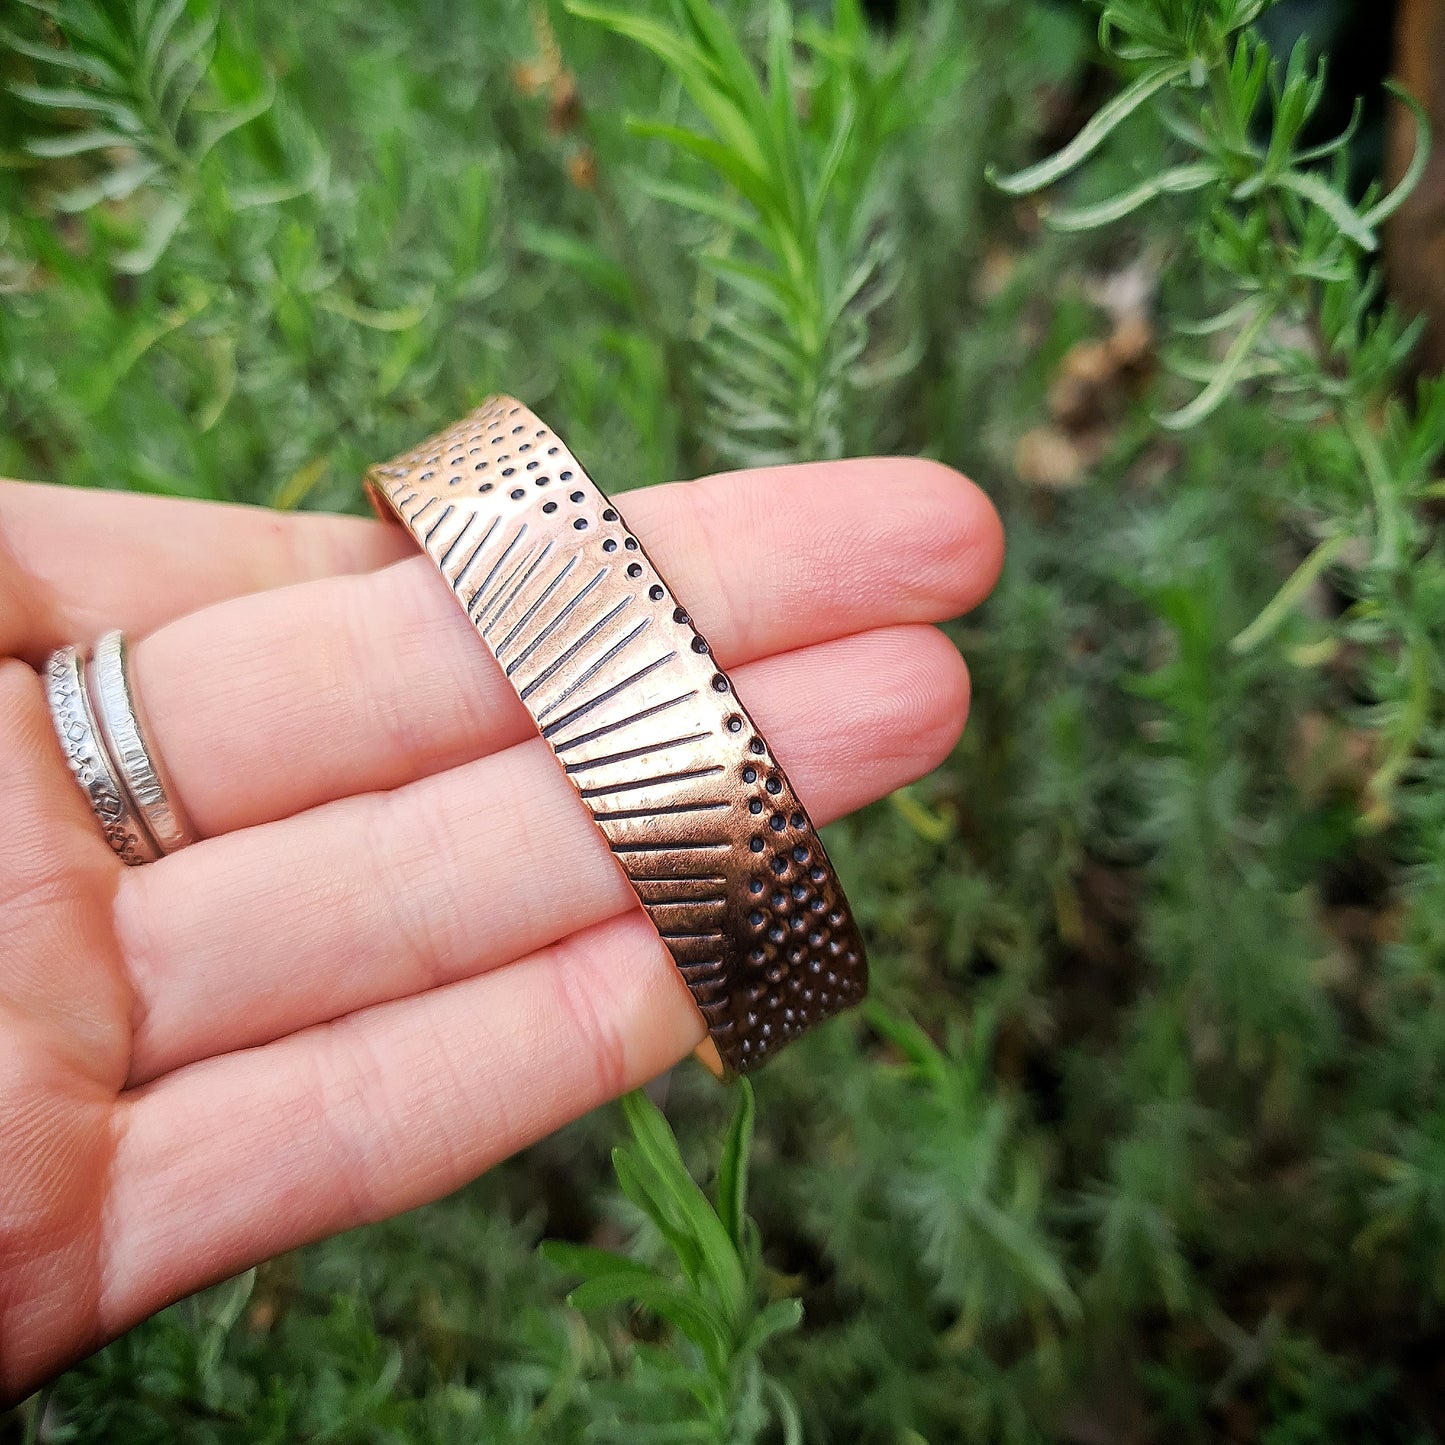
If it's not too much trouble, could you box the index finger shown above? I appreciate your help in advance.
[0,480,412,662]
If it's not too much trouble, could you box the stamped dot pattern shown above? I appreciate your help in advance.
[366,396,867,1073]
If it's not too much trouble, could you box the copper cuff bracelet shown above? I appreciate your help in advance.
[366,396,868,1075]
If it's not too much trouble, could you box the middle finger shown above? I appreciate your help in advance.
[130,458,1000,836]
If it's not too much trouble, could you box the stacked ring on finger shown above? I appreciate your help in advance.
[366,395,869,1076]
[43,630,197,866]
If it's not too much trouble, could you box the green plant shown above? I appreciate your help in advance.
[992,0,1444,825]
[983,1,1445,1429]
[543,1084,803,1444]
[4,0,308,273]
[866,1005,1077,1342]
[568,0,915,465]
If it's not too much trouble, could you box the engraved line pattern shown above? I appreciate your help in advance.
[539,652,679,740]
[493,554,578,659]
[438,512,484,571]
[576,764,724,800]
[566,733,714,775]
[590,802,729,824]
[629,874,728,889]
[482,539,556,638]
[465,522,528,617]
[445,516,500,587]
[423,503,456,547]
[504,568,607,676]
[532,617,652,723]
[551,689,700,755]
[473,540,545,630]
[89,632,194,854]
[518,596,633,702]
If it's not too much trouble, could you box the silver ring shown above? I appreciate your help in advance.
[88,630,197,856]
[43,644,160,866]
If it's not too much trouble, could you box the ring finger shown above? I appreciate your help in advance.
[117,624,968,1083]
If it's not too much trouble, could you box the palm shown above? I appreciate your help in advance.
[0,458,1001,1399]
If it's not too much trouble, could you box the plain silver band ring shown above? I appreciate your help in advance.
[43,644,161,866]
[88,630,197,856]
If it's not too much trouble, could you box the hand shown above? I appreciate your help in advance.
[0,457,1002,1399]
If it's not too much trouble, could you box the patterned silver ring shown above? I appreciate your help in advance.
[88,630,197,856]
[43,644,161,866]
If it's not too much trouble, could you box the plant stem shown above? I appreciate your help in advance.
[1340,399,1405,571]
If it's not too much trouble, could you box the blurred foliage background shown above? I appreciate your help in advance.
[3,0,1445,1439]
